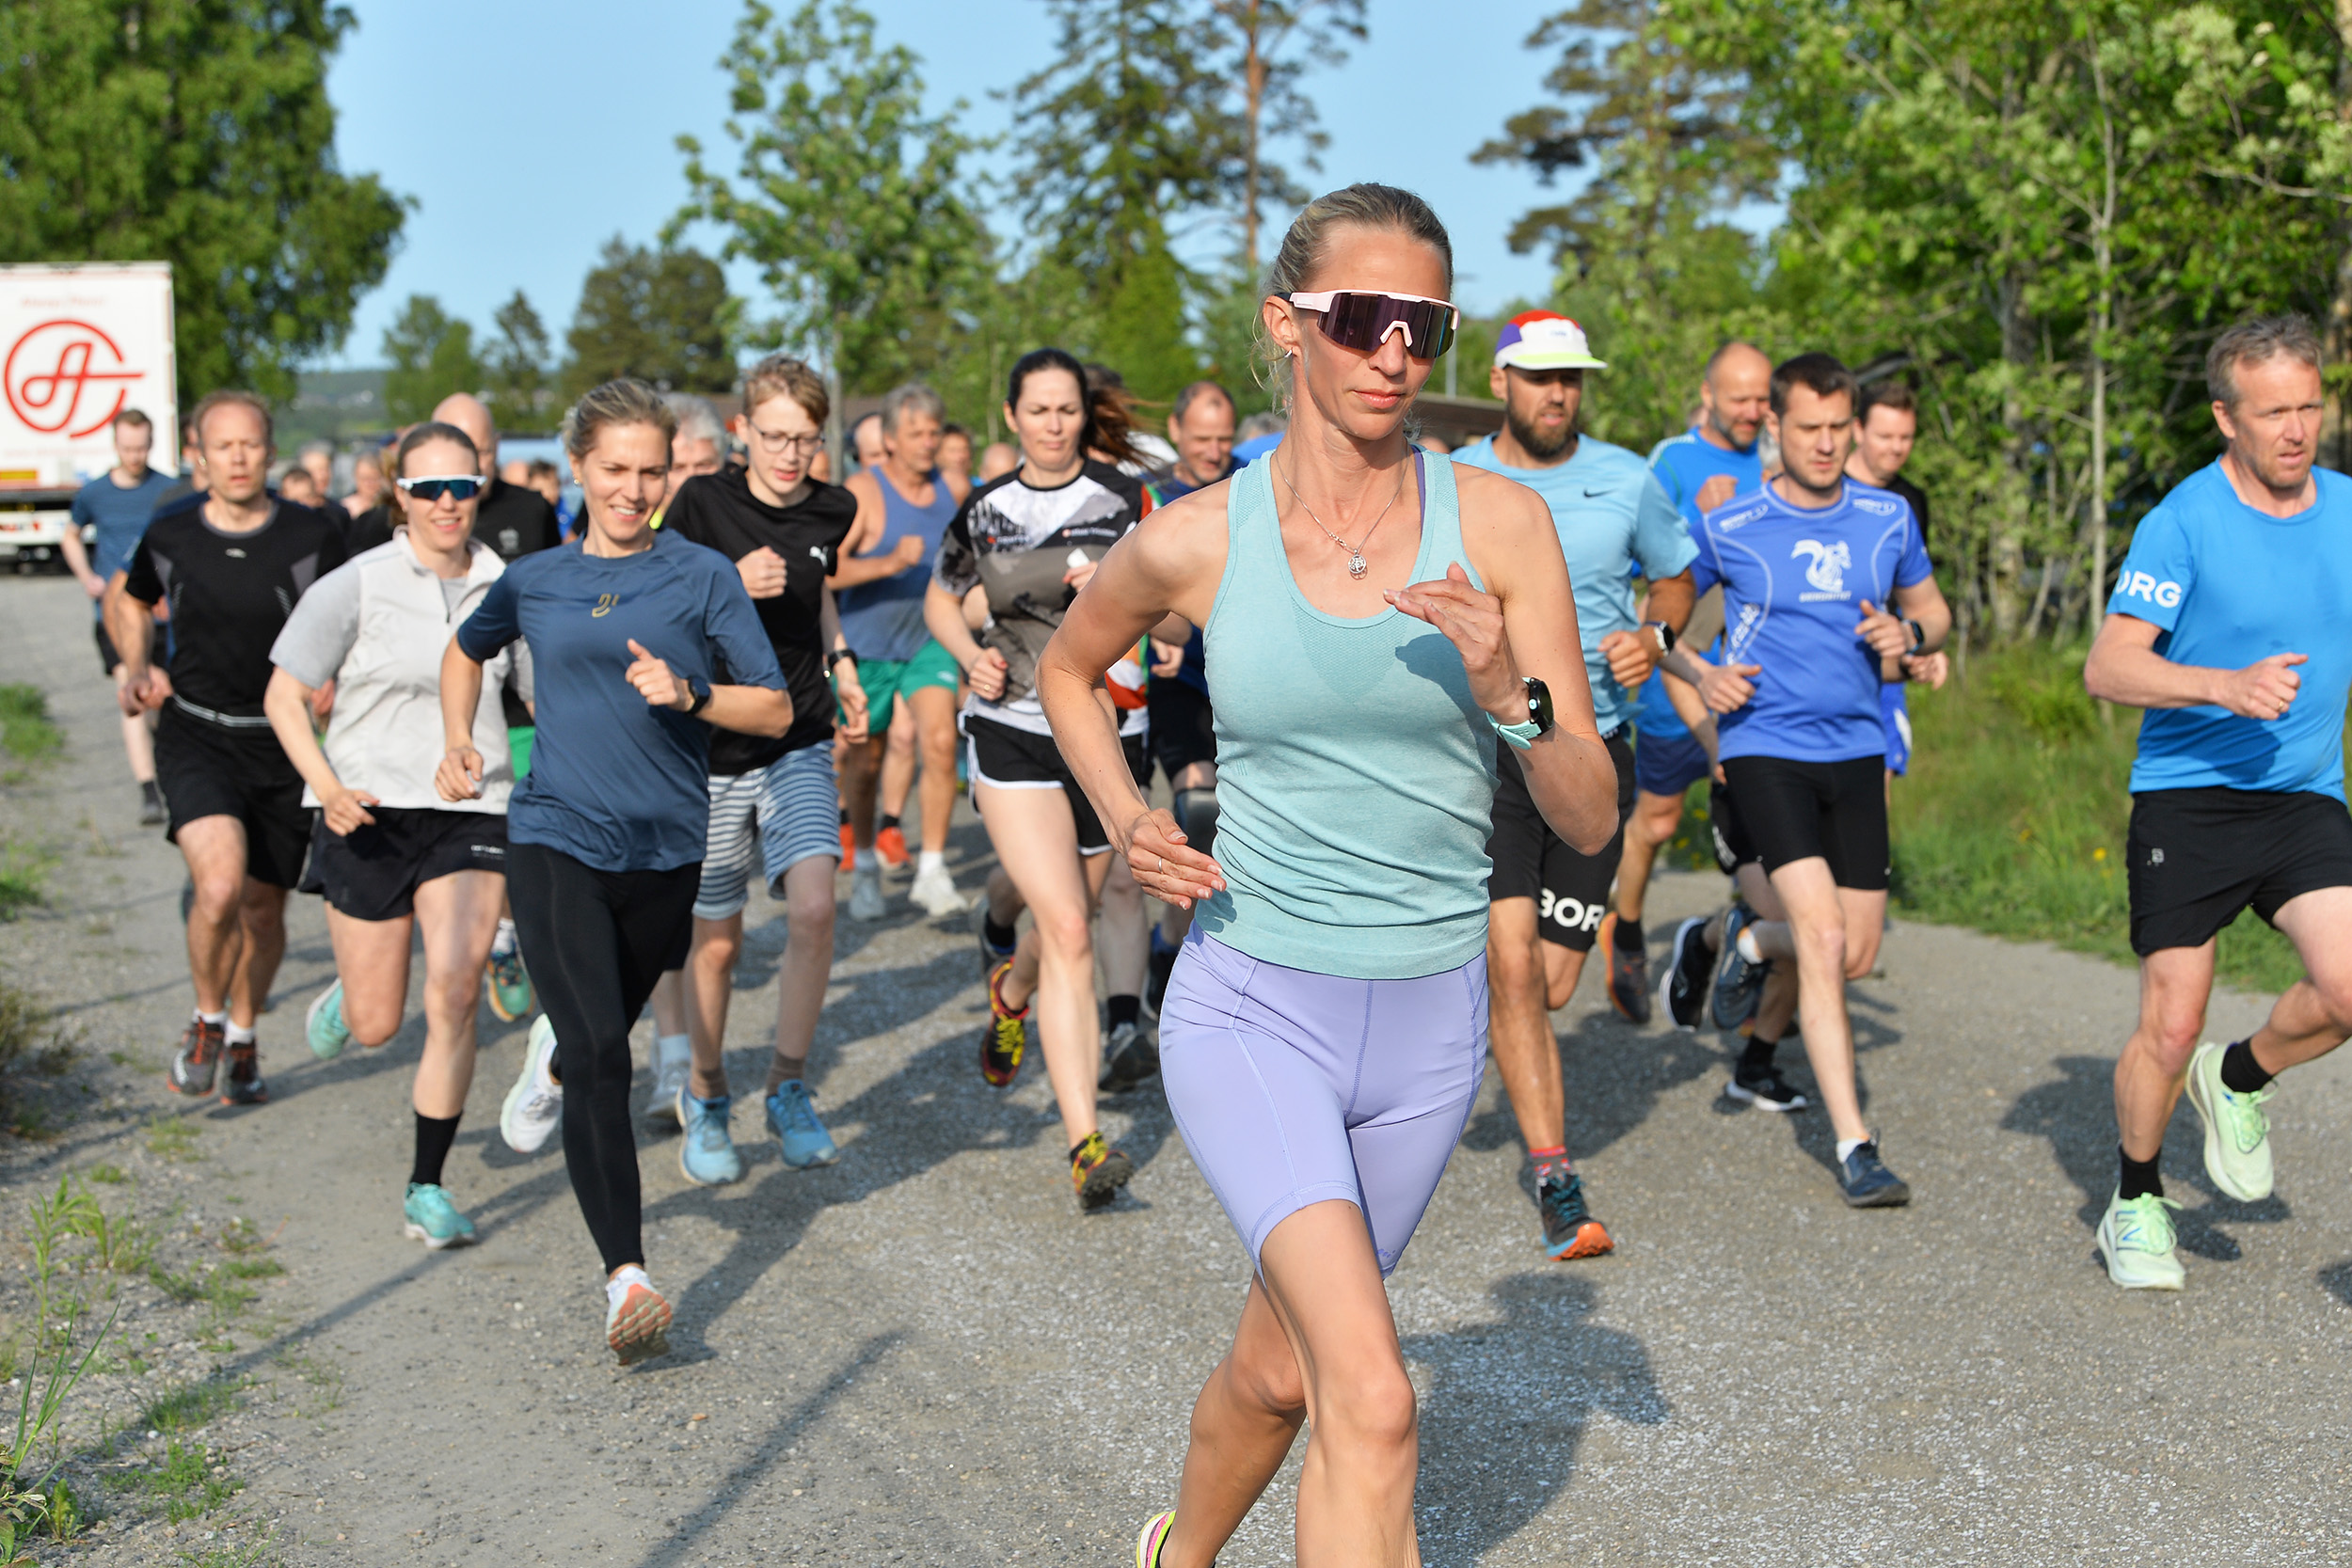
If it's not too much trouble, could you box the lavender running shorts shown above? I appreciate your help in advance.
[1158,928,1488,1277]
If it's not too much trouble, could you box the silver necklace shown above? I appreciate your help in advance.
[1277,454,1406,579]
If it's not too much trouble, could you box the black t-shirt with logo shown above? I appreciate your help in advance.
[660,467,858,773]
[120,494,348,717]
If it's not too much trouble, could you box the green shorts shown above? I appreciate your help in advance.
[508,725,534,779]
[847,639,962,735]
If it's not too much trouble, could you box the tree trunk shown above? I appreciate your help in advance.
[2088,42,2115,637]
[1243,3,1265,277]
[2330,0,2352,470]
[1992,268,2031,639]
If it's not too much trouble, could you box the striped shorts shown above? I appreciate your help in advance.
[693,744,841,920]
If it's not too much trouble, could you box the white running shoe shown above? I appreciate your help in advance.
[648,1041,691,1129]
[909,860,967,916]
[501,1014,564,1155]
[848,863,886,923]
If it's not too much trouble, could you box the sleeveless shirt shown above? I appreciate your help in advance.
[837,467,959,663]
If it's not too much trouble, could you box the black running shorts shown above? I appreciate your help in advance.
[966,714,1149,857]
[1716,753,1889,891]
[93,618,122,675]
[1486,733,1636,951]
[1148,677,1217,782]
[153,704,313,889]
[305,807,508,923]
[2126,786,2352,956]
[1708,778,1759,877]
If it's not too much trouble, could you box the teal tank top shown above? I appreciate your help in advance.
[1193,452,1497,979]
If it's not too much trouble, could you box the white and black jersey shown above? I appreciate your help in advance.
[932,460,1149,737]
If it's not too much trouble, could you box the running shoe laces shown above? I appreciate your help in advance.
[2109,1192,2179,1257]
[1537,1172,1614,1259]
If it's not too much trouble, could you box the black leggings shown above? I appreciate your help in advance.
[506,842,698,1275]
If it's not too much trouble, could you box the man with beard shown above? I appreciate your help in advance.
[1650,340,1772,524]
[1453,310,1696,1262]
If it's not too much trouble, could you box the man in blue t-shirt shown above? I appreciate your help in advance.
[1667,352,1950,1210]
[63,408,177,823]
[1452,309,1697,1263]
[2080,315,2352,1293]
[1648,341,1772,524]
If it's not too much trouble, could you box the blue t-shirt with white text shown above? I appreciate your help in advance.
[1649,426,1763,526]
[2107,461,2352,800]
[456,531,784,872]
[1688,480,1932,763]
[1453,434,1696,732]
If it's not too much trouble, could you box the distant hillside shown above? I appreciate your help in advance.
[274,368,389,449]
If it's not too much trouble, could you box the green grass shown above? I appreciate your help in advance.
[0,683,63,768]
[141,1437,242,1522]
[141,1378,240,1434]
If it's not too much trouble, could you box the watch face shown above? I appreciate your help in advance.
[1524,676,1553,731]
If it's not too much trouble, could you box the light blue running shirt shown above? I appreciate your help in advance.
[1688,480,1931,764]
[1649,425,1763,525]
[1452,433,1694,733]
[2107,460,2352,800]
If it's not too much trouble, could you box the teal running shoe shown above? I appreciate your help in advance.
[677,1090,744,1187]
[766,1081,839,1168]
[306,980,352,1061]
[485,946,534,1023]
[2185,1040,2274,1201]
[402,1183,477,1249]
[2096,1187,2184,1291]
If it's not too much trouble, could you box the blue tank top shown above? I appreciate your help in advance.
[837,467,959,662]
[1193,453,1498,979]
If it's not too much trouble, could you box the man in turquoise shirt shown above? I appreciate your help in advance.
[1454,309,1696,1264]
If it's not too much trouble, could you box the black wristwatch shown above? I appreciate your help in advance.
[1522,675,1555,736]
[826,647,858,672]
[682,674,713,716]
[1903,618,1927,653]
[1645,620,1677,656]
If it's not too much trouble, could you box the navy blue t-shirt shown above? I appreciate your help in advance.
[2108,461,2352,800]
[456,531,785,872]
[1688,479,1932,763]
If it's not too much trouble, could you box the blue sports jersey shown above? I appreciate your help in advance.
[2107,461,2352,800]
[1649,425,1763,526]
[71,469,175,614]
[1454,434,1696,732]
[1632,670,1691,742]
[456,531,785,872]
[1688,480,1932,764]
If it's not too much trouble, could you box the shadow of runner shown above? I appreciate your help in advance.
[629,1330,906,1568]
[1458,1008,1721,1163]
[1405,1273,1665,1561]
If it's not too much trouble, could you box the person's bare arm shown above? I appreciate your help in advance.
[1597,567,1697,689]
[265,669,378,835]
[105,572,166,716]
[1037,488,1230,907]
[825,474,925,590]
[2084,611,2304,718]
[437,638,490,800]
[621,639,792,737]
[61,522,103,600]
[926,582,1008,701]
[1412,465,1617,854]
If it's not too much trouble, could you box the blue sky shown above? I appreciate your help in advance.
[323,0,1577,369]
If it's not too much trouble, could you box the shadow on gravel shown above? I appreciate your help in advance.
[1459,1004,1719,1164]
[1406,1273,1663,1560]
[2320,1261,2352,1308]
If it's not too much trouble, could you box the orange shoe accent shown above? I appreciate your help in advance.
[838,821,856,861]
[875,825,910,868]
[608,1283,674,1366]
[1558,1219,1615,1259]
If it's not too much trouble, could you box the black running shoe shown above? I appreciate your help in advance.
[1538,1172,1614,1260]
[167,1017,224,1097]
[1658,916,1713,1031]
[1837,1139,1910,1208]
[1599,914,1651,1024]
[1710,904,1766,1029]
[218,1043,267,1106]
[1098,1020,1160,1094]
[1725,1067,1808,1112]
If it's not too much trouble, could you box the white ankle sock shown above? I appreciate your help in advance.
[918,849,946,875]
[224,1020,256,1046]
[656,1034,691,1069]
[490,918,517,958]
[196,1008,227,1027]
[1836,1135,1870,1163]
[1736,925,1764,964]
[605,1264,650,1310]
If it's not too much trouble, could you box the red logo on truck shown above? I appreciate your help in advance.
[5,319,145,437]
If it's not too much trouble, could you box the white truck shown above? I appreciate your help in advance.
[0,262,179,568]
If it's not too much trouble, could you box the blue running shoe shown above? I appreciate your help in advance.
[677,1090,744,1187]
[766,1081,839,1168]
[306,980,352,1061]
[1837,1139,1911,1208]
[1711,904,1767,1030]
[402,1183,477,1249]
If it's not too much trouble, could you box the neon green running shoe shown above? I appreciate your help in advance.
[485,944,534,1023]
[1134,1510,1175,1567]
[403,1183,477,1250]
[306,980,352,1061]
[2096,1188,2184,1291]
[2185,1039,2274,1201]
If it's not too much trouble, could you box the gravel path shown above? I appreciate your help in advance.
[1,572,2347,1567]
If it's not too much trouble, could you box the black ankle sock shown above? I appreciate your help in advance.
[2219,1038,2273,1096]
[2118,1145,2163,1201]
[411,1113,461,1188]
[838,805,850,825]
[1613,913,1645,952]
[1738,1031,1780,1076]
[881,813,901,832]
[983,914,1017,951]
[1107,994,1141,1030]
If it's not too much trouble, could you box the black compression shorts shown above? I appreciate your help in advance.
[1486,733,1636,950]
[1716,754,1889,891]
[1148,677,1216,782]
[966,714,1149,856]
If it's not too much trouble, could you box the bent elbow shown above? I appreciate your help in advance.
[764,693,796,738]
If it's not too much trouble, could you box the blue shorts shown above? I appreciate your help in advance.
[692,745,840,920]
[1881,684,1913,776]
[1159,929,1487,1277]
[1634,727,1711,798]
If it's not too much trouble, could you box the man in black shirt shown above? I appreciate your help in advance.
[640,356,870,1182]
[107,390,347,1105]
[1846,378,1947,779]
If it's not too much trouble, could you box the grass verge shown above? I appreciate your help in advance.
[0,684,62,773]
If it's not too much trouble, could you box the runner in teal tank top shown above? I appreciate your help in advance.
[1034,184,1619,1568]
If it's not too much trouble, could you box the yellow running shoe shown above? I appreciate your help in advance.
[1071,1131,1135,1212]
[979,958,1028,1087]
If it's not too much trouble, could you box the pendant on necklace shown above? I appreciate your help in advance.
[1347,552,1368,579]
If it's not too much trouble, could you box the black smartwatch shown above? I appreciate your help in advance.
[1645,621,1677,656]
[1903,618,1927,653]
[1522,675,1555,736]
[682,674,713,716]
[826,647,858,672]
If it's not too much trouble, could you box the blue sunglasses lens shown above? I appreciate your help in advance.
[405,478,484,501]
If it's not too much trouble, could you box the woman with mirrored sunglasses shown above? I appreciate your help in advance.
[1037,182,1619,1567]
[263,420,532,1253]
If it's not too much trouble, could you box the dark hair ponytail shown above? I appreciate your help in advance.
[1004,347,1095,455]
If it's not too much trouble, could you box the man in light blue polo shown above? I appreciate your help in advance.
[1454,309,1696,1263]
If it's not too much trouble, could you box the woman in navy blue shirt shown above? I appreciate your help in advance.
[437,378,789,1365]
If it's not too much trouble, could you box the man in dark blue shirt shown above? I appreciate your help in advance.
[64,408,176,822]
